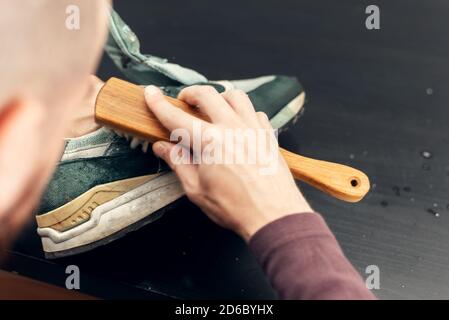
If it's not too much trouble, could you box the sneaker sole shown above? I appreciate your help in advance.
[37,172,184,258]
[270,92,306,132]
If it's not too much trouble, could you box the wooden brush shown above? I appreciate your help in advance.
[95,77,370,202]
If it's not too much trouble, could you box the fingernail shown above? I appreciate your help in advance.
[145,85,160,97]
[152,141,166,156]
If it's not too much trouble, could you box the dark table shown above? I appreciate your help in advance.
[6,0,449,299]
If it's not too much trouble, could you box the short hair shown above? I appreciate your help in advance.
[0,0,108,106]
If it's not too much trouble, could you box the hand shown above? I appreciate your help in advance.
[65,75,103,138]
[144,85,312,241]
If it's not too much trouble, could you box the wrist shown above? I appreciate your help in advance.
[238,195,312,242]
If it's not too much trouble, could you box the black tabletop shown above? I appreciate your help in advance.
[6,0,449,299]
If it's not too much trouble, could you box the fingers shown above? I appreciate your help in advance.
[256,111,272,130]
[221,89,260,127]
[257,111,278,145]
[178,85,237,124]
[152,141,199,191]
[145,85,210,138]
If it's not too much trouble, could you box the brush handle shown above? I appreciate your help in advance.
[95,77,370,202]
[280,148,369,202]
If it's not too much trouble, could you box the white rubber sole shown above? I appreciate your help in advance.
[38,172,184,255]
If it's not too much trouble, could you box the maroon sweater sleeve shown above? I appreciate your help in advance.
[249,213,376,300]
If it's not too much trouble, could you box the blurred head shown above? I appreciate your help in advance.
[0,0,109,247]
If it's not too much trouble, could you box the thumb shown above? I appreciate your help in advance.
[152,141,176,167]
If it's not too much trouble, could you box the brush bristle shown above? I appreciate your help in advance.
[112,129,151,153]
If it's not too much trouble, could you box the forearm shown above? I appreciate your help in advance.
[249,213,376,300]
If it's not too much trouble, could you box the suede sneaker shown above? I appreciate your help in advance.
[35,10,307,258]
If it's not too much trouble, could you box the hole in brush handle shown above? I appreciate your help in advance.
[280,148,370,202]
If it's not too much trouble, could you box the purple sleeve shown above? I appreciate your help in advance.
[249,213,376,300]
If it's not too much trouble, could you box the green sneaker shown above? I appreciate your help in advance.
[35,10,306,259]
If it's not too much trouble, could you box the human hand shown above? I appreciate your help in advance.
[144,85,312,241]
[65,75,103,138]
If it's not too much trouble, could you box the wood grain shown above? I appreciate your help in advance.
[95,77,370,202]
